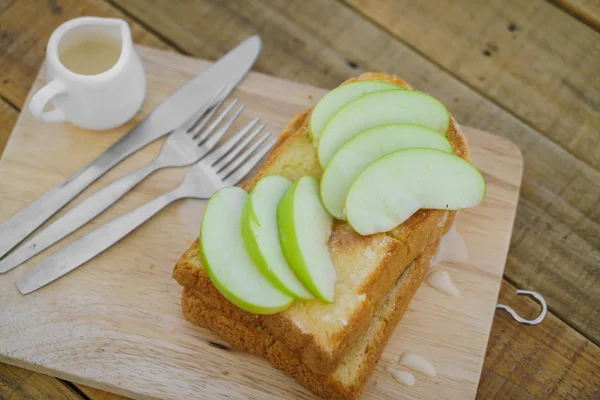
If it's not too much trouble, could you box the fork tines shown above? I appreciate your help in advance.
[204,118,276,186]
[181,85,228,135]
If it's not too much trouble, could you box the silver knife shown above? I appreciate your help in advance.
[0,35,261,260]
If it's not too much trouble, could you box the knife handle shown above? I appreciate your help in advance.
[0,161,160,274]
[16,185,186,294]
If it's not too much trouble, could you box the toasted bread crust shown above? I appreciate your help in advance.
[173,73,470,375]
[181,238,440,400]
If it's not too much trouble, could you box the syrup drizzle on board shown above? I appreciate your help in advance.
[426,270,460,297]
[426,223,467,297]
[0,45,523,400]
[432,223,468,265]
[399,352,437,377]
[385,367,415,387]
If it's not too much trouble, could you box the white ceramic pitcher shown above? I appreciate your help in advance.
[29,17,146,130]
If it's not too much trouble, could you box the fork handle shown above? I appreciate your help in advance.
[16,186,187,294]
[0,161,161,274]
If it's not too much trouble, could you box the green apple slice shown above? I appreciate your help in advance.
[241,176,314,300]
[278,176,337,302]
[200,186,293,314]
[345,149,486,236]
[321,124,453,220]
[317,90,450,167]
[308,81,403,145]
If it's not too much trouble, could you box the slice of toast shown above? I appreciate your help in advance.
[173,73,470,374]
[182,238,441,400]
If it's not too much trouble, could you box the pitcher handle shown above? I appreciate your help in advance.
[28,79,68,123]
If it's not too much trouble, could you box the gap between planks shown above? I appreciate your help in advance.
[104,0,600,347]
[339,0,600,174]
[1,0,598,395]
[545,0,600,32]
[104,0,188,55]
[0,0,592,350]
[0,92,19,112]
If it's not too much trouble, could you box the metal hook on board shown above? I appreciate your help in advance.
[496,290,547,325]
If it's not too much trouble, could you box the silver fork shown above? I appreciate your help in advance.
[16,119,276,294]
[0,88,260,274]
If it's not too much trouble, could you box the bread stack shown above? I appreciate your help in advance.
[173,73,471,399]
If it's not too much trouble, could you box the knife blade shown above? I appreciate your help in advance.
[0,35,261,260]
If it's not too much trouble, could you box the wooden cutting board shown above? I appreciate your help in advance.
[0,46,522,400]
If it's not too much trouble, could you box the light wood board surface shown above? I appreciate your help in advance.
[0,46,522,400]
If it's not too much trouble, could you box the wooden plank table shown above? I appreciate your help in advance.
[0,0,599,399]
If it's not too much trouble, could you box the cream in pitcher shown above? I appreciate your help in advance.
[29,17,146,130]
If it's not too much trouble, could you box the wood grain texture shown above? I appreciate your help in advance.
[346,0,600,171]
[80,384,130,400]
[479,280,600,399]
[0,0,167,109]
[477,369,537,400]
[0,363,83,400]
[111,0,600,354]
[0,46,521,400]
[547,0,600,32]
[0,98,17,157]
[0,0,598,398]
[80,269,600,400]
[69,281,600,400]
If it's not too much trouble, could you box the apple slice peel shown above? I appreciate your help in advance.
[345,149,486,236]
[317,90,450,168]
[200,186,293,314]
[308,81,403,145]
[241,176,314,300]
[320,124,453,220]
[278,176,337,303]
